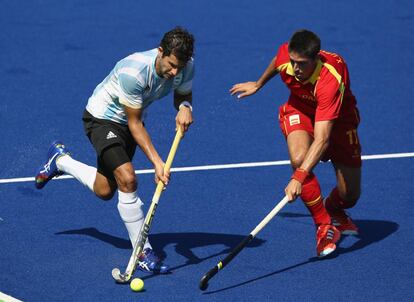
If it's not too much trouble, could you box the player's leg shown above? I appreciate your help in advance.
[34,141,101,195]
[281,104,331,227]
[93,171,117,200]
[106,153,147,247]
[113,161,169,273]
[35,114,117,199]
[101,134,168,273]
[56,154,100,193]
[287,131,339,257]
[324,122,362,235]
[96,142,148,246]
[287,130,330,226]
[286,130,312,168]
[280,103,339,257]
[53,146,118,200]
[325,163,361,235]
[333,163,361,204]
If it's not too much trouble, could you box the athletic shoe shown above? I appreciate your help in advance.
[34,141,69,189]
[137,248,169,274]
[316,224,340,258]
[331,215,359,235]
[323,198,359,235]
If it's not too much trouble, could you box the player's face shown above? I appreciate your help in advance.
[289,51,318,82]
[156,48,186,79]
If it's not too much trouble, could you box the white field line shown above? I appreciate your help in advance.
[0,292,23,302]
[0,152,413,185]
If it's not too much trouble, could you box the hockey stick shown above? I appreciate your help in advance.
[199,195,289,291]
[112,129,183,283]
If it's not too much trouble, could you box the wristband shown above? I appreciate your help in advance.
[291,168,309,184]
[179,101,193,112]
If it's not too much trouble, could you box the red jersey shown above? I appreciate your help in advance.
[275,43,359,123]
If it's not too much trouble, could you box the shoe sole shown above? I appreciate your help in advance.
[318,245,337,258]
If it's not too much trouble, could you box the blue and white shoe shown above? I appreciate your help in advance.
[137,248,170,274]
[35,141,69,189]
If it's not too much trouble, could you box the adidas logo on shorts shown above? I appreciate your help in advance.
[106,131,117,139]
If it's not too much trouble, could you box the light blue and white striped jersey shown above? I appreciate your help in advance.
[86,48,194,124]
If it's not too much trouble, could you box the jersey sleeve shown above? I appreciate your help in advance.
[175,58,194,95]
[118,70,144,109]
[314,70,345,121]
[274,42,290,71]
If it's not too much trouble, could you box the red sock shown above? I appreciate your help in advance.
[300,173,331,226]
[325,187,348,219]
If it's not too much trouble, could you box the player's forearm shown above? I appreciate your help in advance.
[299,138,330,173]
[299,120,333,172]
[256,56,279,89]
[129,120,162,166]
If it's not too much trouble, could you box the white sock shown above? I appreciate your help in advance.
[56,154,97,192]
[117,190,152,250]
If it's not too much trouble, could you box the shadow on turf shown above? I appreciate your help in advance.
[336,219,399,255]
[55,228,266,276]
[203,219,399,294]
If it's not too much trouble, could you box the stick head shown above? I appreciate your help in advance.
[199,275,209,291]
[112,268,130,284]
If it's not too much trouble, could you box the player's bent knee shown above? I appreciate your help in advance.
[290,155,305,169]
[116,174,137,192]
[94,172,117,200]
[347,193,360,207]
[95,189,115,200]
[339,190,360,209]
[93,182,116,200]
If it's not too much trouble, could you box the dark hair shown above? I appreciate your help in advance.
[160,26,194,63]
[288,29,321,59]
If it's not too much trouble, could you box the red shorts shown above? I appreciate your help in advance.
[278,103,362,167]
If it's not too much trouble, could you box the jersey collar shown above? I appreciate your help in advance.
[286,59,323,85]
[305,59,323,85]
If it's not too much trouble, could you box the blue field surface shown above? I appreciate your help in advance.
[1,1,413,301]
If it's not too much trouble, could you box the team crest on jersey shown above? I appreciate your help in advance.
[173,74,183,87]
[289,114,300,126]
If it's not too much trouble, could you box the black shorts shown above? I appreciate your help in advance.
[82,110,136,179]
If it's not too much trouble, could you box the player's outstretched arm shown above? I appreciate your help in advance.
[230,56,279,99]
[125,106,169,185]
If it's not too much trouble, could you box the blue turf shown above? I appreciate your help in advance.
[1,0,414,301]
